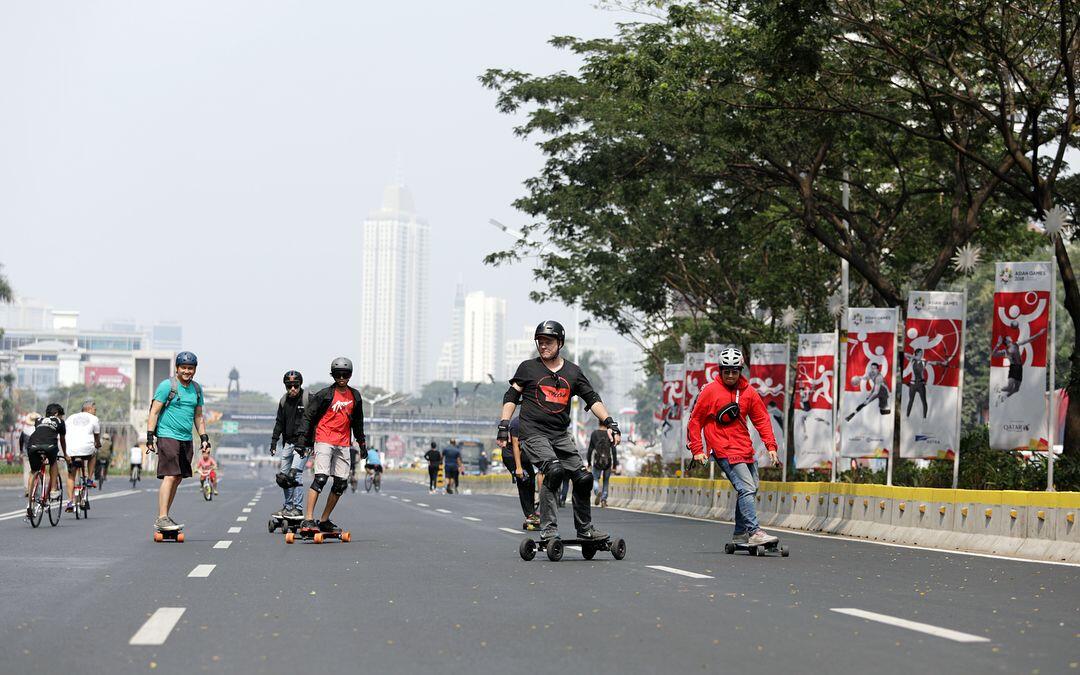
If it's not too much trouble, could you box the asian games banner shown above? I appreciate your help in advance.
[899,291,966,459]
[704,343,737,383]
[989,262,1051,450]
[748,343,788,467]
[794,333,836,469]
[840,308,898,458]
[659,363,686,461]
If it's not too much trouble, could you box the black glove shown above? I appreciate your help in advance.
[269,440,277,457]
[146,431,157,452]
[497,419,511,443]
[604,417,620,442]
[200,434,211,450]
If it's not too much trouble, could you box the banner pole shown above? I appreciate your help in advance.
[885,307,896,487]
[1047,251,1057,491]
[832,319,841,483]
[952,287,968,489]
[680,353,688,478]
[782,339,791,483]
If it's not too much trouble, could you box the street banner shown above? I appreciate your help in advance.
[659,363,686,461]
[989,261,1051,450]
[683,352,707,414]
[704,343,737,383]
[794,333,836,469]
[840,308,899,458]
[899,291,966,459]
[748,343,788,467]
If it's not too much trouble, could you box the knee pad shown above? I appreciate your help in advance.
[571,469,593,491]
[275,472,292,489]
[310,473,329,493]
[541,463,565,491]
[331,476,348,496]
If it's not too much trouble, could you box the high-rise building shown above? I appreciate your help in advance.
[462,291,506,383]
[504,324,537,380]
[359,183,429,393]
[435,282,465,381]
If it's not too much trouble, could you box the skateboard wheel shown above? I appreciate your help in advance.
[268,519,276,533]
[341,531,351,543]
[285,532,295,544]
[546,539,564,562]
[781,546,790,557]
[154,532,164,542]
[518,538,537,561]
[724,543,735,555]
[581,544,597,560]
[747,546,757,556]
[314,533,324,544]
[611,538,626,560]
[176,532,184,543]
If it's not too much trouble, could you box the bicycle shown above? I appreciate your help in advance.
[94,460,108,490]
[200,475,214,501]
[27,451,63,528]
[130,464,141,489]
[70,459,91,519]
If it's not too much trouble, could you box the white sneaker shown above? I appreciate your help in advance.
[747,530,778,546]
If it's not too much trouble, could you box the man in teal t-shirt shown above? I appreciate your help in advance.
[147,351,209,533]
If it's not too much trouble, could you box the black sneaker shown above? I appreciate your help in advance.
[576,526,609,541]
[299,519,319,532]
[319,520,341,534]
[539,530,559,542]
[272,508,287,519]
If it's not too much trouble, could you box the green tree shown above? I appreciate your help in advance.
[47,384,131,425]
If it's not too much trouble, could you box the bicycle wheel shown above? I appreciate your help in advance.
[131,468,138,488]
[374,474,381,492]
[29,472,44,528]
[48,479,62,526]
[364,474,373,492]
[203,480,213,501]
[81,482,90,518]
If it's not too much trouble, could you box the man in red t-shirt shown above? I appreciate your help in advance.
[294,357,366,535]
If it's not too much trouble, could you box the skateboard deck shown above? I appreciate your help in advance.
[519,535,626,561]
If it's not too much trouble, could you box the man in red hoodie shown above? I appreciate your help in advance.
[687,347,780,547]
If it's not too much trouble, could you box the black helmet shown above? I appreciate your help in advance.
[330,357,353,375]
[283,370,303,386]
[175,351,198,367]
[45,403,65,417]
[534,320,566,346]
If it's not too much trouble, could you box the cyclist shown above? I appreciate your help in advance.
[687,347,780,548]
[294,357,366,537]
[129,442,143,482]
[365,446,383,487]
[496,320,621,544]
[95,433,113,486]
[270,370,309,520]
[423,441,441,493]
[147,351,209,534]
[505,415,539,529]
[26,404,70,510]
[63,400,101,511]
[442,439,462,494]
[196,448,219,494]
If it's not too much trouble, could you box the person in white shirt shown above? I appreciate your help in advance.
[64,400,101,509]
[129,443,143,482]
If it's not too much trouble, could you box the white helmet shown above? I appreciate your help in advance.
[718,347,744,368]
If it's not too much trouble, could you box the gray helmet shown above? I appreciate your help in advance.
[330,357,353,374]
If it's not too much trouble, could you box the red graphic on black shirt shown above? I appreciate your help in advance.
[536,375,571,413]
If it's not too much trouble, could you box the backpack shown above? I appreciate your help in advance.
[592,431,612,470]
[278,389,310,410]
[152,377,203,415]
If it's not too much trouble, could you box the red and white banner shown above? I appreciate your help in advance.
[84,366,131,390]
[703,343,737,383]
[840,308,898,458]
[683,352,707,414]
[793,333,836,469]
[899,291,966,459]
[989,261,1051,450]
[748,343,788,467]
[659,362,686,461]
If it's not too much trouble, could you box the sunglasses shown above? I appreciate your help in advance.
[332,371,352,378]
[286,383,301,390]
[720,368,741,375]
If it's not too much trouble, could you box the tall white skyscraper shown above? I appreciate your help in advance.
[359,183,429,393]
[462,291,506,383]
[435,282,465,381]
[504,324,538,380]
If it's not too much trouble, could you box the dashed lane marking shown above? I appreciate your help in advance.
[463,516,482,522]
[214,540,233,550]
[436,508,452,514]
[236,516,248,522]
[416,503,429,508]
[129,607,186,646]
[498,527,521,535]
[645,565,714,580]
[401,498,412,503]
[228,527,242,533]
[0,488,143,520]
[830,608,990,643]
[242,508,252,513]
[188,564,215,578]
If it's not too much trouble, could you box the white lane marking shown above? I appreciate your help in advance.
[129,607,186,645]
[213,540,232,549]
[0,489,143,521]
[416,503,429,508]
[646,565,714,580]
[236,516,248,522]
[830,608,990,643]
[604,505,1080,569]
[436,508,452,514]
[389,495,398,499]
[247,503,256,507]
[463,516,482,522]
[567,545,581,551]
[498,527,522,535]
[401,498,412,503]
[228,527,242,533]
[188,564,216,578]
[242,508,252,513]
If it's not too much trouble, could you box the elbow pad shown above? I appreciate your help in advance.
[503,387,522,405]
[582,392,602,410]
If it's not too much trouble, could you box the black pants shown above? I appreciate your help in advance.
[502,454,536,518]
[427,465,439,490]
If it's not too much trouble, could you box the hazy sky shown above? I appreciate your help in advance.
[0,2,638,393]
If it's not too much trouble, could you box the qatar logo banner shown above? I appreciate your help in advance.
[703,343,737,383]
[840,308,898,458]
[989,262,1051,450]
[794,333,836,469]
[899,291,966,459]
[659,363,686,461]
[748,343,788,467]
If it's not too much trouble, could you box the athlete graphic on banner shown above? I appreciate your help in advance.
[659,363,686,461]
[748,343,788,467]
[989,262,1052,450]
[899,291,966,459]
[794,333,835,470]
[840,308,898,459]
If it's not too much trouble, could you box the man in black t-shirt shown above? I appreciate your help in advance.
[25,403,70,503]
[442,440,463,494]
[423,442,441,493]
[496,321,621,542]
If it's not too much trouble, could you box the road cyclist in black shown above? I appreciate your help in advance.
[424,442,441,493]
[496,320,621,544]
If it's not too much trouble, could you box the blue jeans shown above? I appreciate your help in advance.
[592,467,611,501]
[717,458,760,536]
[279,444,306,509]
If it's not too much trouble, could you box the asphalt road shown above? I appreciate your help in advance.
[1,468,1076,674]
